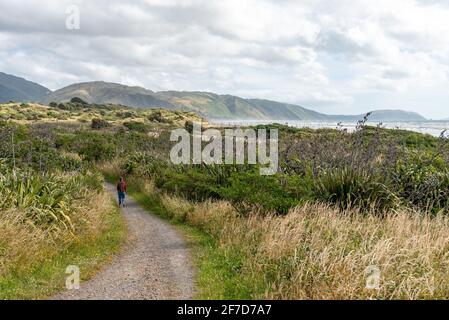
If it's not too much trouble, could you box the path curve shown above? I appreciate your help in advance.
[53,183,194,300]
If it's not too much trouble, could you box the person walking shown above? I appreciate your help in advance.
[117,177,127,207]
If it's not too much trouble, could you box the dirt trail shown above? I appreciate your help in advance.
[53,183,194,300]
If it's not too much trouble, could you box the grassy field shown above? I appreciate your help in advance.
[3,100,449,299]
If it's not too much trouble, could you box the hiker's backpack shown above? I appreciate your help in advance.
[118,181,126,192]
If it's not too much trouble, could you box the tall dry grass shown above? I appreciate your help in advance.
[0,189,114,277]
[134,178,449,300]
[98,160,124,181]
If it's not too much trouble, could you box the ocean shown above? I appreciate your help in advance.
[210,120,449,138]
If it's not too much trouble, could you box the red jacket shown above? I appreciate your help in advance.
[117,181,127,193]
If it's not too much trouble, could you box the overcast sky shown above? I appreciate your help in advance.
[2,0,449,118]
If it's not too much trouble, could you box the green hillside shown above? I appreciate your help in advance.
[0,72,50,103]
[42,81,427,121]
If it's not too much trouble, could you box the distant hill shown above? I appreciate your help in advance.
[152,91,332,120]
[43,81,426,121]
[41,81,175,109]
[0,73,427,121]
[328,110,426,122]
[0,72,51,103]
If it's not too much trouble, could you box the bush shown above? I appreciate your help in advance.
[392,152,449,213]
[115,111,134,119]
[148,111,172,123]
[148,111,172,124]
[216,171,301,214]
[46,111,58,118]
[91,118,110,130]
[79,137,115,161]
[70,97,88,105]
[148,111,164,123]
[55,102,83,111]
[0,169,103,231]
[123,121,150,133]
[314,167,400,212]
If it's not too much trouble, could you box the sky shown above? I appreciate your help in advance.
[1,0,449,119]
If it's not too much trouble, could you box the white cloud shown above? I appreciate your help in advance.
[1,0,449,118]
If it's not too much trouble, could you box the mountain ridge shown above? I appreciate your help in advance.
[42,81,426,121]
[0,72,51,103]
[0,73,428,121]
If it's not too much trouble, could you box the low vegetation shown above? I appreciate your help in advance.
[117,122,449,215]
[0,119,126,299]
[97,168,449,299]
[0,171,126,299]
[99,115,449,299]
[0,99,205,127]
[2,100,449,299]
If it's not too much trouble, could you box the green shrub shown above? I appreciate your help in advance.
[79,138,115,161]
[123,121,150,133]
[91,118,110,130]
[46,111,58,118]
[148,111,164,123]
[148,111,172,124]
[216,171,301,214]
[314,167,400,212]
[392,152,449,213]
[0,169,103,232]
[115,111,135,119]
[56,102,84,111]
[70,97,88,105]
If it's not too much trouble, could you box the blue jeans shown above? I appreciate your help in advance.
[118,191,126,206]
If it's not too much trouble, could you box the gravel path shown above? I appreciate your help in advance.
[53,183,195,300]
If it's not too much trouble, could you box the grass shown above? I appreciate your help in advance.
[0,102,204,128]
[0,192,127,299]
[103,165,449,300]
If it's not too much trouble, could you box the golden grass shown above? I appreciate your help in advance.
[135,177,449,300]
[0,102,205,127]
[245,206,449,299]
[0,189,115,277]
[97,160,124,180]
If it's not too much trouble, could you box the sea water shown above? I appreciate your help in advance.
[210,120,449,138]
